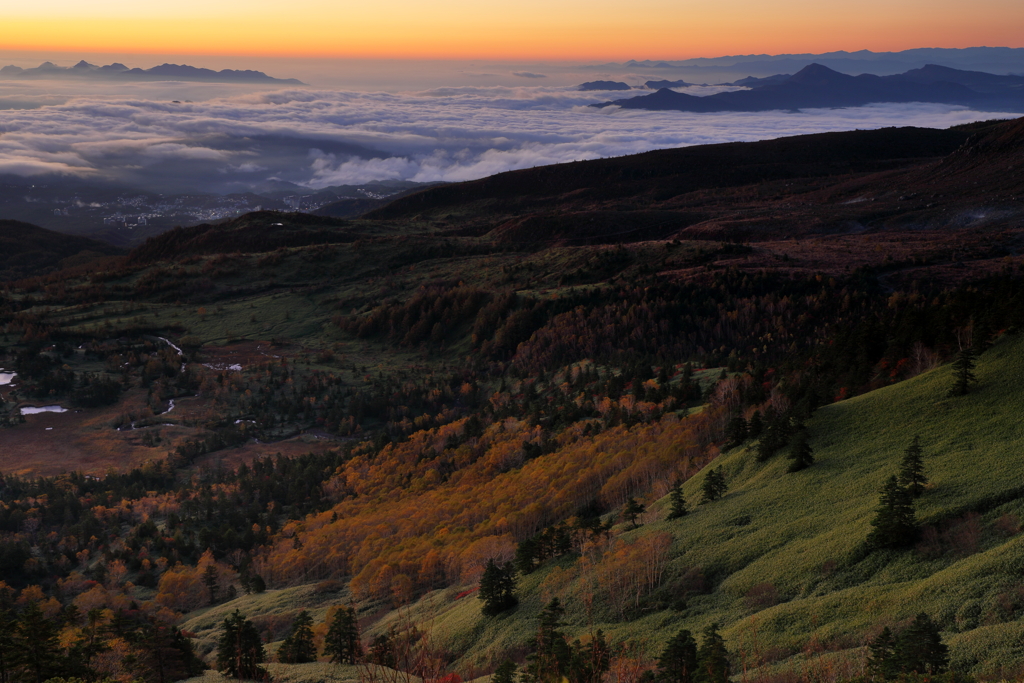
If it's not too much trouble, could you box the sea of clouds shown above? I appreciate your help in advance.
[0,79,1019,194]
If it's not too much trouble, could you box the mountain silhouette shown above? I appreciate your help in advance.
[0,61,304,84]
[595,63,1024,112]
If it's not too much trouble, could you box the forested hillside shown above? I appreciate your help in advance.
[1,118,1024,683]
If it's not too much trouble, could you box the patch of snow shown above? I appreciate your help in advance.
[204,363,243,372]
[158,337,187,372]
[0,371,15,385]
[21,405,68,415]
[45,427,53,431]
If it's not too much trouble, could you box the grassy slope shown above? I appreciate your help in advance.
[179,332,1024,679]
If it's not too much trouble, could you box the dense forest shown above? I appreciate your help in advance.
[2,119,1024,683]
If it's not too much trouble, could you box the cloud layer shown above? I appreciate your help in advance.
[0,81,1017,194]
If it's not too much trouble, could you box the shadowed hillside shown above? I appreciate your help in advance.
[0,219,124,281]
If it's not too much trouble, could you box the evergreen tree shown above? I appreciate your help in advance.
[747,411,763,439]
[203,564,219,605]
[0,609,15,683]
[492,660,518,683]
[138,622,207,683]
[895,613,948,676]
[515,537,539,575]
[657,629,698,683]
[898,436,927,498]
[479,559,519,616]
[623,497,645,529]
[786,432,814,473]
[867,614,948,680]
[569,629,610,683]
[277,611,316,664]
[700,468,727,504]
[724,416,748,450]
[867,476,919,551]
[368,631,396,668]
[217,610,267,680]
[694,624,730,683]
[948,346,977,397]
[324,606,362,665]
[667,482,688,520]
[525,598,572,683]
[867,627,898,681]
[11,603,62,683]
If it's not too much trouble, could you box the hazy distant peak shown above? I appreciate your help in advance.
[0,60,305,84]
[787,63,851,85]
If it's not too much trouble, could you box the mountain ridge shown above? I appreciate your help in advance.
[0,60,305,84]
[594,63,1024,112]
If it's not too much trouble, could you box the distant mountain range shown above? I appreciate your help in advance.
[594,63,1024,113]
[592,47,1024,76]
[0,60,305,84]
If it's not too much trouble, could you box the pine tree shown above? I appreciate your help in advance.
[203,564,220,605]
[515,537,539,575]
[479,559,519,616]
[0,609,15,683]
[700,468,727,504]
[525,598,572,683]
[867,627,898,681]
[747,411,763,439]
[324,606,362,665]
[786,432,814,473]
[895,613,948,675]
[948,346,977,397]
[217,610,267,680]
[492,660,518,683]
[11,603,62,683]
[656,629,698,683]
[667,482,688,520]
[724,416,748,450]
[867,476,919,551]
[898,436,927,498]
[277,611,316,664]
[623,497,645,529]
[694,624,730,683]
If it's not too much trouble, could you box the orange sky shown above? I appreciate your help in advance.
[5,0,1024,59]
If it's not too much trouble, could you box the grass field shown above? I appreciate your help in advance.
[176,332,1024,679]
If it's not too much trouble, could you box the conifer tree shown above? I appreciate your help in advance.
[747,411,763,439]
[867,476,919,551]
[787,432,814,473]
[667,482,688,520]
[898,436,927,498]
[277,610,316,664]
[948,345,977,397]
[657,629,698,683]
[867,627,898,681]
[479,559,518,616]
[217,610,266,680]
[203,564,219,605]
[0,608,15,683]
[492,660,518,683]
[694,624,730,683]
[525,598,572,683]
[724,416,748,450]
[700,468,727,504]
[623,497,645,529]
[11,603,61,683]
[896,613,948,676]
[324,606,362,665]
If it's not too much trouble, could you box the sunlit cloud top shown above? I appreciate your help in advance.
[5,0,1024,59]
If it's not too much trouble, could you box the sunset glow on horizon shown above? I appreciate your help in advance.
[5,0,1024,60]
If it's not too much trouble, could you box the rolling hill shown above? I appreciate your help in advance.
[0,219,124,281]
